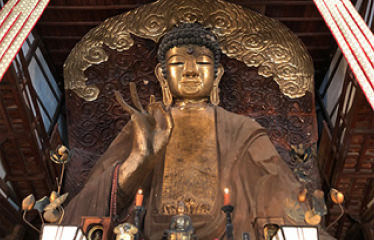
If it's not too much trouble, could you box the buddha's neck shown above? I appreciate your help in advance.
[173,98,210,110]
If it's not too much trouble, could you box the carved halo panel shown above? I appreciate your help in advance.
[64,0,314,101]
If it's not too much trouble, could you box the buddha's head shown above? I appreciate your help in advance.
[156,23,224,107]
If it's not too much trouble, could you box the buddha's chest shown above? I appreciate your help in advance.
[160,107,219,215]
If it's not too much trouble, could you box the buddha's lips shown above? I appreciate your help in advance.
[180,79,201,84]
[180,81,202,89]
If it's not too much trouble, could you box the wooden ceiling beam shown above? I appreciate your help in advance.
[47,1,315,11]
[296,32,331,37]
[47,4,141,10]
[49,49,71,54]
[340,172,374,178]
[37,21,101,26]
[277,17,323,21]
[229,1,315,6]
[6,174,46,182]
[42,36,86,40]
[306,46,331,50]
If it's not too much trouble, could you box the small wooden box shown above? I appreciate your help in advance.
[81,216,113,240]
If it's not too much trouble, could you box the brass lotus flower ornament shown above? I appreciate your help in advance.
[49,145,71,194]
[326,188,345,230]
[50,144,71,164]
[22,194,41,233]
[22,145,72,231]
[330,188,344,204]
[297,188,307,203]
[304,210,321,226]
[22,194,35,211]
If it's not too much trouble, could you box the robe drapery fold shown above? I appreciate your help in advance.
[63,106,334,240]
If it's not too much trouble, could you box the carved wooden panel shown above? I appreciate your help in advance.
[64,36,320,198]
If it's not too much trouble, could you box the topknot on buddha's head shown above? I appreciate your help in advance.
[157,23,221,77]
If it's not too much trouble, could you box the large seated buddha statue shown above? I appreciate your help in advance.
[62,21,333,240]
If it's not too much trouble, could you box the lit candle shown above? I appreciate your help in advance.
[224,188,230,206]
[135,189,143,207]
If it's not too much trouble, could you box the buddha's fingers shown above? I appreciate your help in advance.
[149,94,156,104]
[114,90,136,115]
[129,82,145,113]
[158,104,172,131]
[164,109,172,130]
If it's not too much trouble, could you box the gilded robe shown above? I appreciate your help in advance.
[63,106,333,240]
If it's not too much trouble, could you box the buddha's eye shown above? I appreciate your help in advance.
[196,56,213,65]
[196,61,212,65]
[168,56,185,66]
[169,62,184,66]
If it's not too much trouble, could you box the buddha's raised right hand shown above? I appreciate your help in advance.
[114,83,172,193]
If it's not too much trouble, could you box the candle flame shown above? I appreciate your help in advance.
[138,189,143,194]
[224,188,229,194]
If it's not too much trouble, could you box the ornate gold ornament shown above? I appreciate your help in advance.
[64,0,314,101]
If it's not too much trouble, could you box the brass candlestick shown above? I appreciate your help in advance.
[134,206,144,240]
[221,205,234,240]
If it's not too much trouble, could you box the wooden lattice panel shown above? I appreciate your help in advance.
[0,65,54,201]
[321,72,374,239]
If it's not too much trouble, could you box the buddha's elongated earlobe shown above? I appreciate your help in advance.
[210,84,220,105]
[155,63,173,108]
[210,64,224,106]
[162,86,173,108]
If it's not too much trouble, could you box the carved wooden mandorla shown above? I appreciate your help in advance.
[64,0,314,101]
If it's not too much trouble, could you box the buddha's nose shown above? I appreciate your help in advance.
[183,60,199,78]
[183,71,199,78]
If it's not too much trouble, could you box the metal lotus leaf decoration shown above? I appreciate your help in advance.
[44,192,69,212]
[64,0,314,101]
[34,196,50,213]
[50,145,71,164]
[43,208,62,223]
[42,192,69,223]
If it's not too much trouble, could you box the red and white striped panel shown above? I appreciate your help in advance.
[0,0,49,81]
[314,0,374,109]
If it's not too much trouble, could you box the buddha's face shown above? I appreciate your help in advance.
[164,45,215,99]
